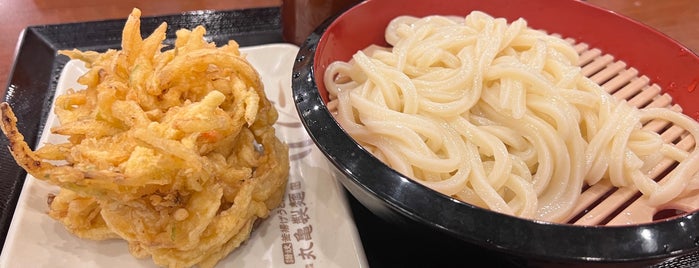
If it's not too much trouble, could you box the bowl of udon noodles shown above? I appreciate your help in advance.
[291,0,699,266]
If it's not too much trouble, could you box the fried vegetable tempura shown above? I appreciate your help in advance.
[0,8,289,268]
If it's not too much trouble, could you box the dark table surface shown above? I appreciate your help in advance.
[0,1,698,267]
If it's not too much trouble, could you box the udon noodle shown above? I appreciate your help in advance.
[323,11,699,223]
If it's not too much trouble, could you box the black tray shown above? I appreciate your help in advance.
[0,7,696,268]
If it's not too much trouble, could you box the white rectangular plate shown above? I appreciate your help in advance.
[0,43,368,268]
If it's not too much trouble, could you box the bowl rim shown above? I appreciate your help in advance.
[291,0,699,263]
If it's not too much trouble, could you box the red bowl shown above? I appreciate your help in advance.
[292,0,699,265]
